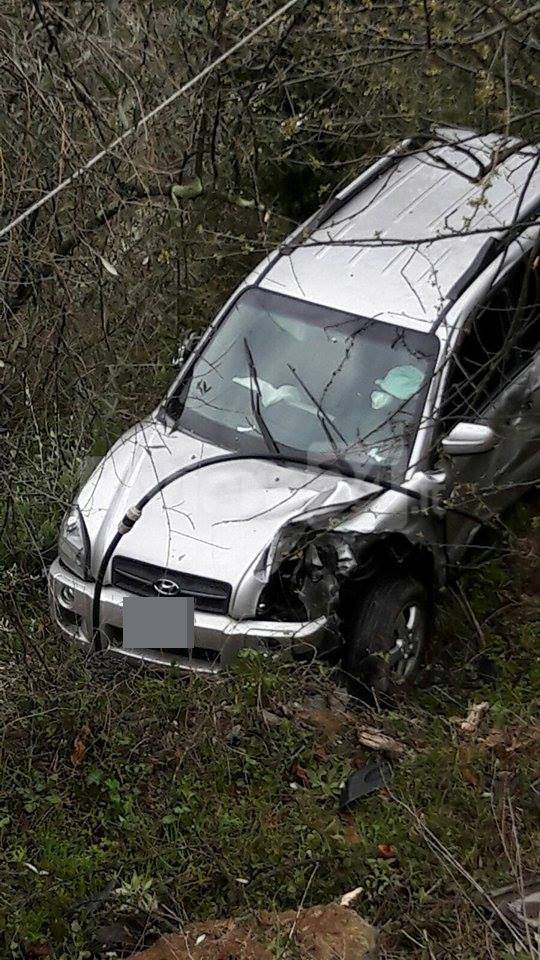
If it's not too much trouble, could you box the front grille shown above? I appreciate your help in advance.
[111,556,231,614]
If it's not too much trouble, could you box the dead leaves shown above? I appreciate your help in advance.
[456,702,489,737]
[70,725,92,766]
[290,760,311,788]
[460,766,480,790]
[376,843,398,860]
[260,709,282,728]
[479,724,540,757]
[295,704,348,738]
[454,696,538,775]
[23,943,52,959]
[340,813,361,847]
[356,727,406,755]
[98,254,119,278]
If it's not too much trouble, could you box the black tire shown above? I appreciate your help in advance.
[343,576,429,694]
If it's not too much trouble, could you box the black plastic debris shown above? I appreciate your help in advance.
[339,760,393,809]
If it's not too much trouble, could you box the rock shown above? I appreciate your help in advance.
[128,904,377,960]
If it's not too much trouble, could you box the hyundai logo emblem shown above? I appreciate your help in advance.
[153,578,181,597]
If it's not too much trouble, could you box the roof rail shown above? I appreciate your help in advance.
[282,135,428,253]
[423,124,532,183]
[257,133,429,285]
[429,124,478,145]
[442,213,538,311]
[257,129,538,294]
[445,236,502,304]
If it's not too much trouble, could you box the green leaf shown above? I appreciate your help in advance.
[227,193,256,209]
[171,178,203,205]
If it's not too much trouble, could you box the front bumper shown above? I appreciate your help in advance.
[48,559,328,673]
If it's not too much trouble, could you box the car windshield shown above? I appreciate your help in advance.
[166,288,438,476]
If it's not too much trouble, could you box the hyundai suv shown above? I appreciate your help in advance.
[49,126,540,691]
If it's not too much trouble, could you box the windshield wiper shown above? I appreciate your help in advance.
[243,339,280,455]
[287,363,347,456]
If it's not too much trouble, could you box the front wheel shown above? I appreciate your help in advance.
[343,576,429,694]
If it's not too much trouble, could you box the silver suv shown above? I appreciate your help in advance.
[49,126,540,690]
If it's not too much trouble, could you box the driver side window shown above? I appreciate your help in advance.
[442,255,539,428]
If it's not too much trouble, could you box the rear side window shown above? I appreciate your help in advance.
[442,254,539,423]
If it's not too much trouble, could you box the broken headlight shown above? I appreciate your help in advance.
[58,505,91,580]
[255,504,351,583]
[255,515,357,622]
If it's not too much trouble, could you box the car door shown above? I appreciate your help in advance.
[439,253,539,558]
[481,352,540,507]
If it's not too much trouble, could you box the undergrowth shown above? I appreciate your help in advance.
[0,504,538,960]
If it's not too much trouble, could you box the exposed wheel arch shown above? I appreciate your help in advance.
[337,533,437,639]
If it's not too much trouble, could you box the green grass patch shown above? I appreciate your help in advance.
[1,507,538,958]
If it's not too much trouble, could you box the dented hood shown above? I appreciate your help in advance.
[78,419,378,587]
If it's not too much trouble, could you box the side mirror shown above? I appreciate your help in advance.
[172,329,203,368]
[441,422,497,456]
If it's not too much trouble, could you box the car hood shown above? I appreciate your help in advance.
[79,419,379,590]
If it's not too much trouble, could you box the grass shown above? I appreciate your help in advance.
[0,502,538,959]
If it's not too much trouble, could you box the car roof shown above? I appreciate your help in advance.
[259,128,540,331]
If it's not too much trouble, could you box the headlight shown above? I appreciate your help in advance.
[256,524,358,622]
[58,505,91,580]
[256,504,350,583]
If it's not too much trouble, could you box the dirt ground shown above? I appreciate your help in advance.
[128,903,377,960]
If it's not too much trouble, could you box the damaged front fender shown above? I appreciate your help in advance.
[230,465,453,651]
[251,471,449,633]
[254,512,372,627]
